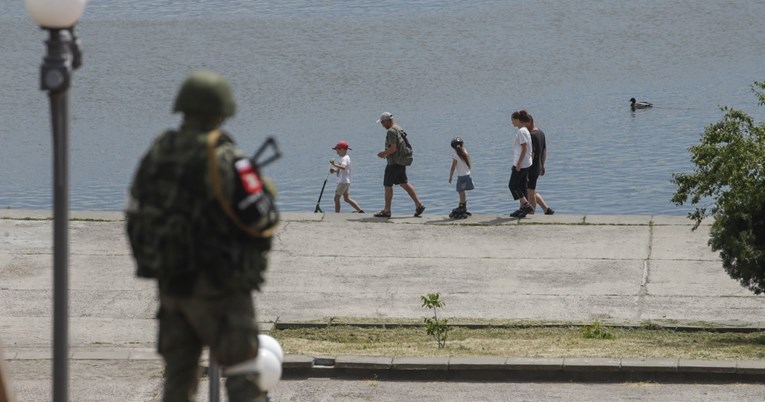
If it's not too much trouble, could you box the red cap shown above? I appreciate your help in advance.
[332,141,351,150]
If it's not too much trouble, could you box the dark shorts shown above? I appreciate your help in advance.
[508,167,529,200]
[384,164,408,187]
[527,172,540,190]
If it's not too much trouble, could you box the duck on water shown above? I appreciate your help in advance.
[630,97,653,110]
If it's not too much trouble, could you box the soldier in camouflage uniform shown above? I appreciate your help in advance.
[126,71,278,402]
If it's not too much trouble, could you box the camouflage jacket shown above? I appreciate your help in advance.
[126,122,270,297]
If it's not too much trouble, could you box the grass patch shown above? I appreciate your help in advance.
[582,322,614,339]
[272,325,765,360]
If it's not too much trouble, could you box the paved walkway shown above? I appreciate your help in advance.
[2,210,764,400]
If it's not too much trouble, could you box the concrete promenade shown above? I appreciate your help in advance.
[2,210,765,400]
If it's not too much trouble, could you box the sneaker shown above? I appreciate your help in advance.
[545,208,555,215]
[517,205,534,218]
[509,209,523,217]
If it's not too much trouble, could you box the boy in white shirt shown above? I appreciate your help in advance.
[509,110,534,218]
[330,141,364,213]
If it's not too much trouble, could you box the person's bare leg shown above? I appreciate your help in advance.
[383,186,393,212]
[459,191,466,205]
[400,183,423,208]
[528,189,537,211]
[343,191,362,212]
[334,193,341,213]
[535,192,550,212]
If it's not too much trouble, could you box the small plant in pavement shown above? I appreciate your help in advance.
[582,322,614,339]
[421,292,449,348]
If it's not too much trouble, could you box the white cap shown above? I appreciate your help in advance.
[376,112,393,123]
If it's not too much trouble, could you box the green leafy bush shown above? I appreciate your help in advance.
[672,82,765,294]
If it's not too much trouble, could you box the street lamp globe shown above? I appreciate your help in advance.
[25,0,87,28]
[254,349,282,392]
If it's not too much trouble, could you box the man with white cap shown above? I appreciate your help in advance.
[374,112,426,218]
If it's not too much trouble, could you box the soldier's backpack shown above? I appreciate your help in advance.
[394,129,414,166]
[126,130,203,282]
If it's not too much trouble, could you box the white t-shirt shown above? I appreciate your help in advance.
[336,154,351,184]
[452,154,471,176]
[513,127,533,169]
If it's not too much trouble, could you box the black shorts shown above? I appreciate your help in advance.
[527,172,540,190]
[508,167,529,200]
[383,164,408,187]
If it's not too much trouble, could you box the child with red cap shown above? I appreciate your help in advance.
[330,141,364,213]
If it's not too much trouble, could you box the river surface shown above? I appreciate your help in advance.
[1,1,764,215]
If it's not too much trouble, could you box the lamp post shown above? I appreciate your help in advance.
[24,1,87,401]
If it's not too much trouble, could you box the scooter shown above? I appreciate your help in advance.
[314,159,335,213]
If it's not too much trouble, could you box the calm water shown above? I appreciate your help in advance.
[1,1,764,215]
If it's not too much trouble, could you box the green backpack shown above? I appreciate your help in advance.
[126,130,206,282]
[394,129,414,166]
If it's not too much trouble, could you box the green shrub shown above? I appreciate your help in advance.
[672,82,765,294]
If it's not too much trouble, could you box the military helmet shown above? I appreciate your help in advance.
[450,137,464,149]
[173,71,236,117]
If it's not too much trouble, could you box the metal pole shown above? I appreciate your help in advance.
[208,360,220,402]
[50,88,69,402]
[39,28,76,402]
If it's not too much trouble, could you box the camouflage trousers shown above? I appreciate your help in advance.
[157,291,264,402]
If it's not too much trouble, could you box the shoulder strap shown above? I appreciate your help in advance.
[206,130,272,238]
[399,130,411,148]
